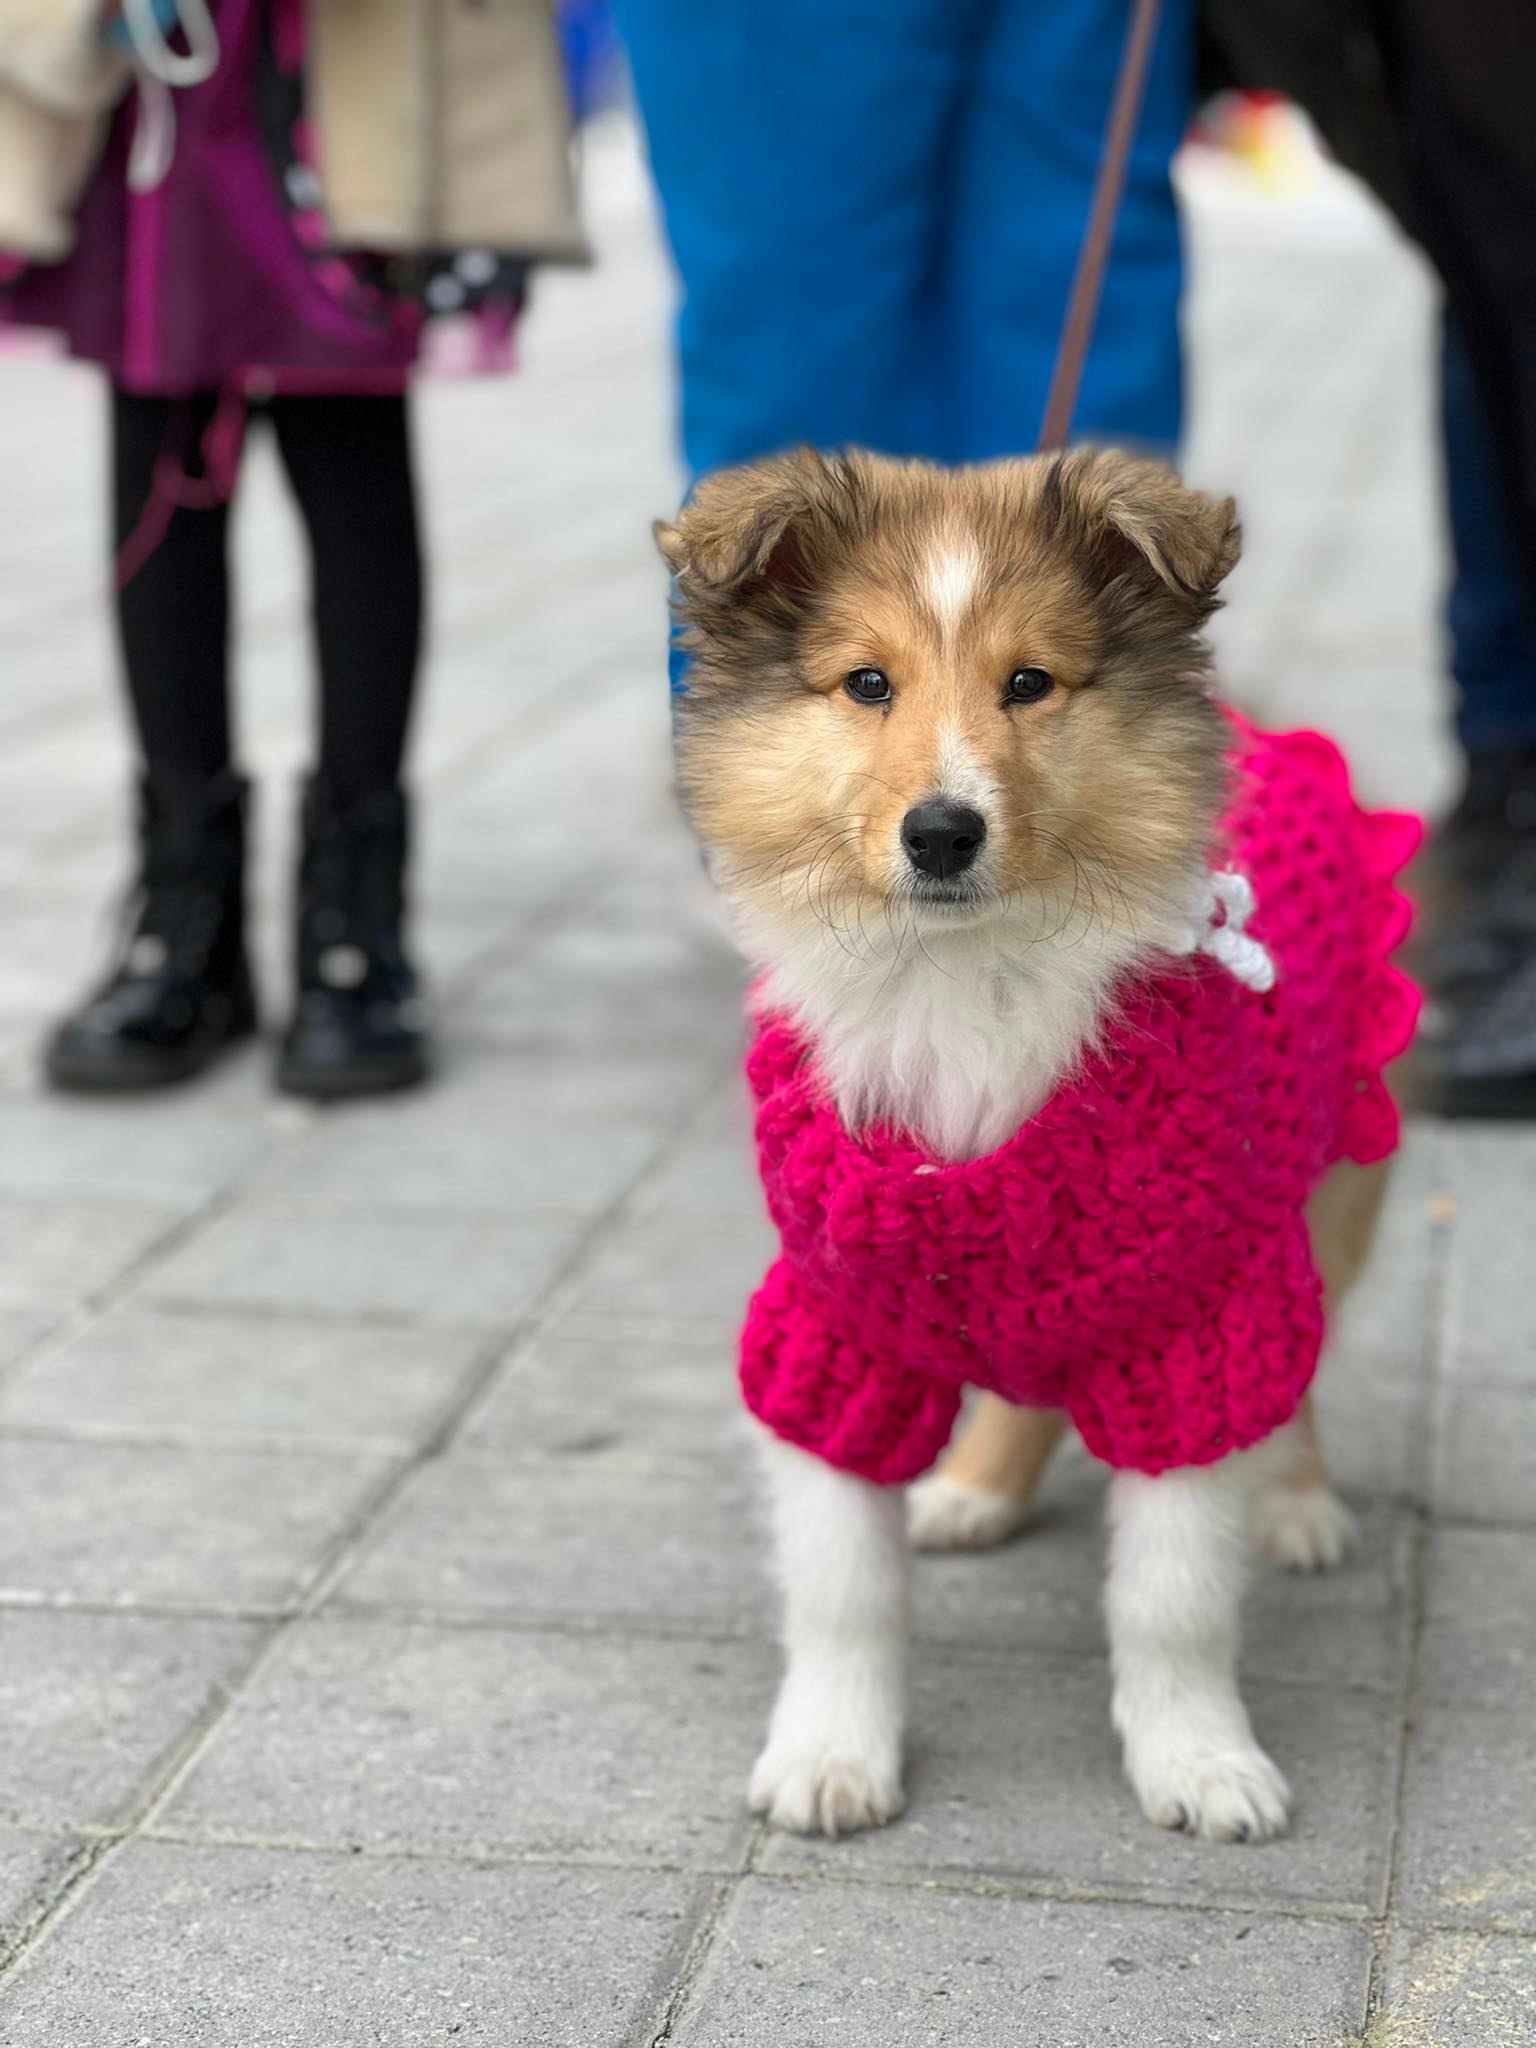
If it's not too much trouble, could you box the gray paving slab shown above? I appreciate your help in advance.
[1323,1125,1448,1375]
[1375,1927,1536,2047]
[759,1654,1398,1913]
[1434,1388,1536,1526]
[0,1840,707,2048]
[0,1612,258,1829]
[1311,1365,1433,1512]
[1420,1527,1536,1710]
[459,893,743,1064]
[1398,1704,1536,1934]
[163,1617,766,1869]
[0,1306,489,1449]
[556,1118,777,1331]
[0,1438,393,1608]
[1444,1129,1536,1387]
[462,1329,740,1464]
[0,892,133,1018]
[0,1199,183,1315]
[249,1074,685,1222]
[0,1083,276,1209]
[625,1086,763,1227]
[138,1206,584,1328]
[557,1209,774,1333]
[0,1020,48,1089]
[0,1832,85,1953]
[912,1488,1414,1696]
[672,1877,1373,2048]
[328,1451,765,1631]
[0,1310,60,1376]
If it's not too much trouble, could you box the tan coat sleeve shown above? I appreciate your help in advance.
[0,0,129,113]
[0,0,128,261]
[306,0,588,262]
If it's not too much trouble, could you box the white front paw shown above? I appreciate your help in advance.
[749,1736,904,1837]
[1254,1483,1357,1572]
[907,1475,1033,1552]
[1127,1736,1293,1842]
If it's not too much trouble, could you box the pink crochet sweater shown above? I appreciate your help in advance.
[740,723,1421,1483]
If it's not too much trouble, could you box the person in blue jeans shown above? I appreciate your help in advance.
[618,0,1192,522]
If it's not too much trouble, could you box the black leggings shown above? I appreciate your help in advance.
[111,386,424,801]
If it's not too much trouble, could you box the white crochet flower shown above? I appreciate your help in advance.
[1176,869,1277,993]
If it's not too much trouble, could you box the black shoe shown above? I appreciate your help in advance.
[45,769,257,1092]
[1422,743,1536,897]
[276,777,431,1100]
[1419,838,1536,1118]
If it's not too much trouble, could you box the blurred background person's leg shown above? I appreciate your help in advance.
[1439,319,1536,775]
[620,0,1193,474]
[111,390,236,787]
[46,390,256,1092]
[618,0,970,476]
[267,391,431,1100]
[943,0,1191,460]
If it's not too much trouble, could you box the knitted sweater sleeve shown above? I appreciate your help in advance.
[740,1258,963,1485]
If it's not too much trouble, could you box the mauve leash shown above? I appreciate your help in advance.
[1037,0,1166,453]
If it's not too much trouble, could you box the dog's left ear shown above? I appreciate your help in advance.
[1045,449,1240,619]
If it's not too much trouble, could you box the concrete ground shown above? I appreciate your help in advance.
[0,120,1532,2045]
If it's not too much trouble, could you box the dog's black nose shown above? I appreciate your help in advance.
[901,798,987,879]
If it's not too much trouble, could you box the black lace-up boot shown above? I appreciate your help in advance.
[277,777,430,1099]
[46,769,256,1090]
[1418,747,1536,1116]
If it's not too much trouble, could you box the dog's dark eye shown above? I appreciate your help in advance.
[1004,667,1055,704]
[845,667,892,704]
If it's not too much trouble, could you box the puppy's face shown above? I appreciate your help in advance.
[659,450,1240,944]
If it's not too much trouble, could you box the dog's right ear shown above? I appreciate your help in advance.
[1042,448,1240,623]
[654,447,847,599]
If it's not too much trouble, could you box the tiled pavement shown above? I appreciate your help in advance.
[0,121,1531,2044]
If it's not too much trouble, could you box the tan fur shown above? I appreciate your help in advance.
[936,1401,1071,1502]
[661,449,1238,941]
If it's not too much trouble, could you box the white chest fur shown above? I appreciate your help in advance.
[749,916,1148,1163]
[729,846,1250,1163]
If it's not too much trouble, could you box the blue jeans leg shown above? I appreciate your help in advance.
[1442,316,1536,755]
[943,0,1190,460]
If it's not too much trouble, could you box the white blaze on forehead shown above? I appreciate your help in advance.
[923,537,981,642]
[935,722,996,814]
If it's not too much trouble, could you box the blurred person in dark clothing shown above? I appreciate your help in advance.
[1206,0,1536,1116]
[1385,0,1536,1116]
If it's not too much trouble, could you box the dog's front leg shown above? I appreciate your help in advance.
[1105,1449,1292,1842]
[748,1428,908,1837]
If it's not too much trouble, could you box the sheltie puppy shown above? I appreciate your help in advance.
[657,447,1411,1843]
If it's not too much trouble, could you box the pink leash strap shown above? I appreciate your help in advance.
[112,382,250,592]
